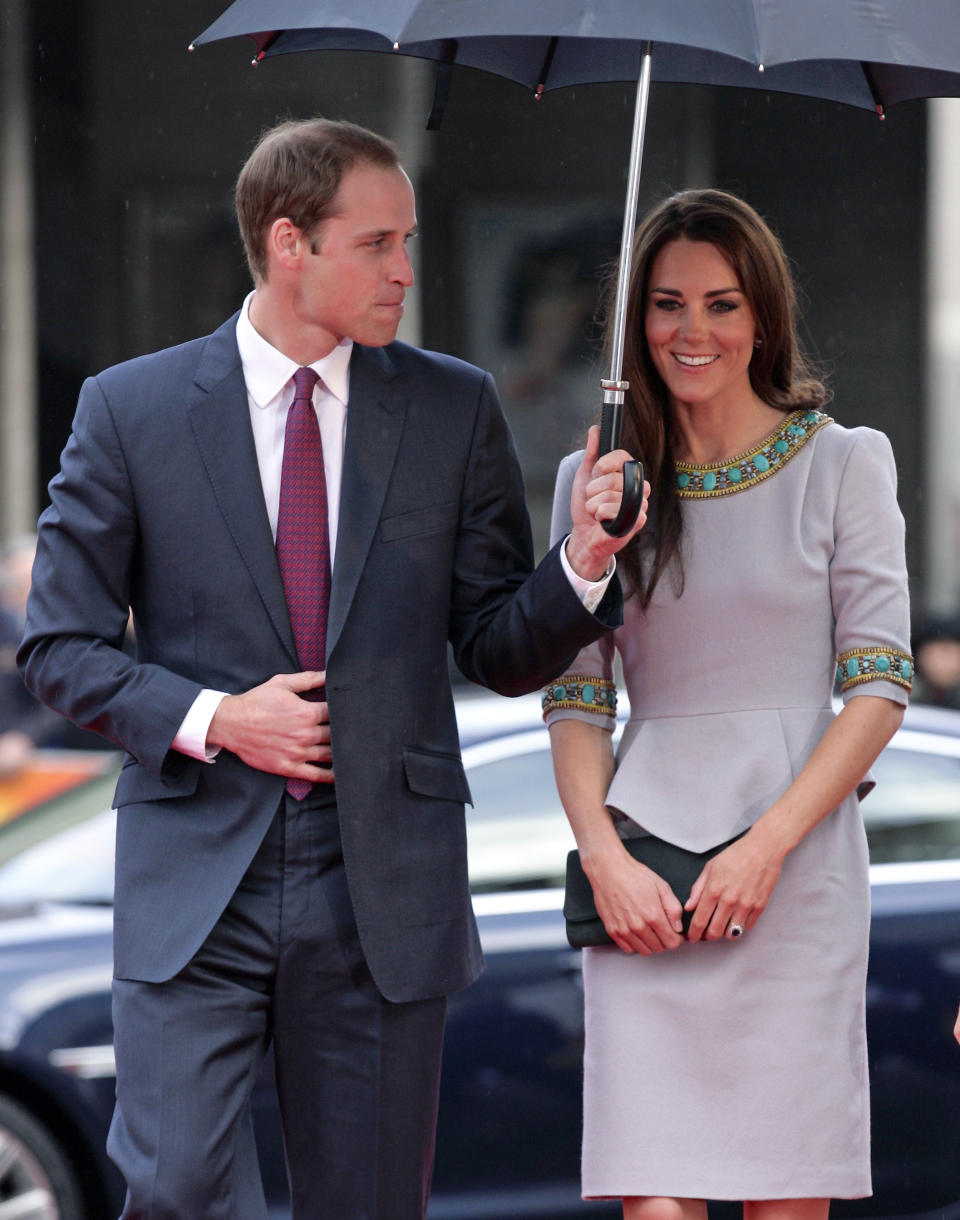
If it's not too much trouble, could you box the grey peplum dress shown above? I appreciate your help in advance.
[545,410,912,1201]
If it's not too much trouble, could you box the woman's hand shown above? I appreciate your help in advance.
[684,828,785,942]
[682,695,904,944]
[584,847,685,955]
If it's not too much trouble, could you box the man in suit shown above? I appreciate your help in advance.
[19,118,644,1219]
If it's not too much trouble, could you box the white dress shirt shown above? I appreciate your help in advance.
[173,293,612,760]
[238,296,351,562]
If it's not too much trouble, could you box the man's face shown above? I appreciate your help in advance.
[295,163,417,349]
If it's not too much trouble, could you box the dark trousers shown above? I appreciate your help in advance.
[108,787,447,1220]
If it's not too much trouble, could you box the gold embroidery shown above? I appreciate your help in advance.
[676,409,833,498]
[542,675,617,718]
[836,646,912,693]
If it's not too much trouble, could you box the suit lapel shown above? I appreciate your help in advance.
[327,344,406,661]
[186,315,299,666]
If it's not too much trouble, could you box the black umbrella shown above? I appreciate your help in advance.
[191,1,960,535]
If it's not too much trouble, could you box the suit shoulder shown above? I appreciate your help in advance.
[380,341,490,389]
[93,314,240,393]
[95,335,207,385]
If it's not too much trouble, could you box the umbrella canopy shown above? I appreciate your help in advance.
[192,0,960,112]
[191,0,960,533]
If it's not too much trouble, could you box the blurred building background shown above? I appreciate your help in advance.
[2,0,959,622]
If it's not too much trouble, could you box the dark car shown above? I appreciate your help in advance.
[0,694,958,1219]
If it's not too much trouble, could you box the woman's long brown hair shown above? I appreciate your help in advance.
[606,189,829,607]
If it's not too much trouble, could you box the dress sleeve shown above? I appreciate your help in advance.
[542,451,618,731]
[830,428,912,706]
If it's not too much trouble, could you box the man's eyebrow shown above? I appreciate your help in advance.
[353,225,419,240]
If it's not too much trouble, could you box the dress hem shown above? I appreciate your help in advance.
[583,1187,872,1203]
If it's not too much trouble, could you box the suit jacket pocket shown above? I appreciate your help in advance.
[402,746,473,806]
[380,502,458,543]
[113,754,202,806]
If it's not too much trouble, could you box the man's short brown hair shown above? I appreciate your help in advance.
[235,118,401,283]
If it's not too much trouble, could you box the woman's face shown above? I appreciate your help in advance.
[644,238,758,415]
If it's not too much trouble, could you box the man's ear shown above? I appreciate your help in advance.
[265,217,304,272]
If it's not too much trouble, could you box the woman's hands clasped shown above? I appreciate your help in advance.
[587,825,786,954]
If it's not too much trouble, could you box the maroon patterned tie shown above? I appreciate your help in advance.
[276,366,329,799]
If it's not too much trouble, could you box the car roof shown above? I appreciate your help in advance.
[454,684,960,746]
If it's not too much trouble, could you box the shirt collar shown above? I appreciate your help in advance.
[236,291,353,409]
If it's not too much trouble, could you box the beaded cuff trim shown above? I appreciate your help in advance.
[836,647,913,693]
[675,409,833,498]
[542,675,617,719]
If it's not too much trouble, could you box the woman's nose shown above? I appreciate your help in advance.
[680,307,709,339]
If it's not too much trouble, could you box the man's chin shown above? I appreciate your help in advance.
[357,324,403,348]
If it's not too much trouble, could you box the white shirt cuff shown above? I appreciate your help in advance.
[173,689,229,762]
[560,535,615,614]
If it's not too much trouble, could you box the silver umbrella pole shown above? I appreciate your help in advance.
[600,41,651,537]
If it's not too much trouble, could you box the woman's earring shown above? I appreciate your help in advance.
[753,338,762,349]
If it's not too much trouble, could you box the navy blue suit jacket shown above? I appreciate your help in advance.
[20,314,621,1001]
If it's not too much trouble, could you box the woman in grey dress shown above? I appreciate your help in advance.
[545,190,911,1219]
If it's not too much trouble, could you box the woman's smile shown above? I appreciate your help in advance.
[672,352,720,367]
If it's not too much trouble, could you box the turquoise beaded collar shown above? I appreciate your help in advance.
[675,408,833,498]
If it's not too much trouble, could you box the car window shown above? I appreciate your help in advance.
[4,724,960,904]
[0,807,116,904]
[863,744,960,863]
[465,737,573,892]
[464,731,960,892]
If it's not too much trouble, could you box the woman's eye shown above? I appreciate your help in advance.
[709,299,738,313]
[653,298,680,311]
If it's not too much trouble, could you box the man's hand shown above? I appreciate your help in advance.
[566,425,649,582]
[207,671,333,783]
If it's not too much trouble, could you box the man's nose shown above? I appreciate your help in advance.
[391,246,415,287]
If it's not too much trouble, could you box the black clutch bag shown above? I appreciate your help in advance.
[563,832,746,949]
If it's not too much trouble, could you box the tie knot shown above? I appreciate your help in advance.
[293,366,320,402]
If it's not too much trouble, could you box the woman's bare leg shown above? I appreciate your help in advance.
[744,1199,829,1220]
[623,1197,708,1220]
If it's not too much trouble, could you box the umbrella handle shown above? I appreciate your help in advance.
[603,459,644,538]
[599,396,644,538]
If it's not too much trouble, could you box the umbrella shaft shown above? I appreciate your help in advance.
[607,42,653,393]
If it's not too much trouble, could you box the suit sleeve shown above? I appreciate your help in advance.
[18,375,203,777]
[448,374,621,696]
